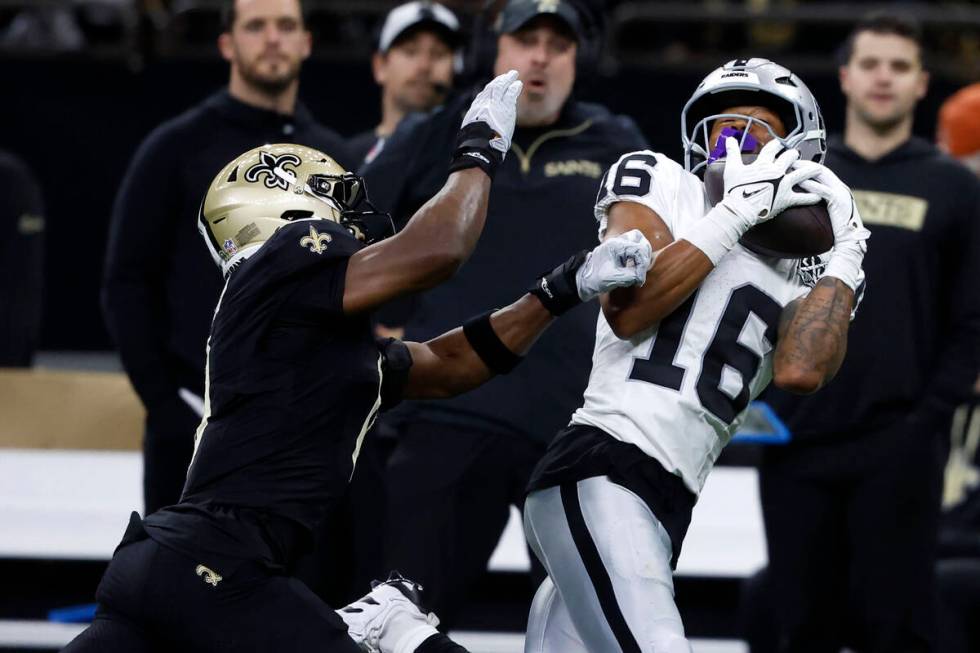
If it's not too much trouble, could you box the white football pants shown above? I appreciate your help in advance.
[523,476,692,653]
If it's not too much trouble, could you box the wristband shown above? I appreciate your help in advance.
[529,250,588,316]
[462,311,523,374]
[677,202,752,265]
[448,122,504,179]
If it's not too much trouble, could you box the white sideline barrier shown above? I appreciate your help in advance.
[0,449,766,577]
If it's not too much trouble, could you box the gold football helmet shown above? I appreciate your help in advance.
[198,143,393,275]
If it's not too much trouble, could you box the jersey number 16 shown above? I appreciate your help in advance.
[629,285,782,424]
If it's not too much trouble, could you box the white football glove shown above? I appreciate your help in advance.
[576,229,653,302]
[795,161,871,292]
[680,138,822,264]
[461,70,523,156]
[720,137,822,223]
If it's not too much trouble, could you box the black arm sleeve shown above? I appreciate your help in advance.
[101,129,183,411]
[920,177,980,420]
[0,152,44,366]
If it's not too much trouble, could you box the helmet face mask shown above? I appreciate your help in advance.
[308,172,362,207]
[199,144,394,276]
[305,171,396,245]
[681,58,827,175]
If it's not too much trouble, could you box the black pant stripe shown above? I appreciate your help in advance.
[560,483,642,653]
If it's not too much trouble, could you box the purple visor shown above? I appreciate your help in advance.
[706,126,759,163]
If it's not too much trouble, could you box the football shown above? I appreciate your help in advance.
[703,159,834,258]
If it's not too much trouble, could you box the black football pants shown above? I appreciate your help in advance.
[293,424,393,606]
[62,521,360,653]
[936,558,980,653]
[383,420,546,628]
[759,420,944,653]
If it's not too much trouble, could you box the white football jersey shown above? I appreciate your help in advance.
[570,150,809,495]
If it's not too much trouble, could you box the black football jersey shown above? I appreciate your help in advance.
[145,219,401,565]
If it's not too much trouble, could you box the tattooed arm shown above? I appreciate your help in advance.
[772,277,855,394]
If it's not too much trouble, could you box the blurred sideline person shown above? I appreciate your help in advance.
[938,82,980,177]
[348,1,461,167]
[523,58,868,653]
[760,14,980,652]
[0,148,44,366]
[361,0,648,624]
[102,0,351,516]
[935,81,980,653]
[63,71,656,653]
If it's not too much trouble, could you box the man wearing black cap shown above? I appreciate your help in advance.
[361,0,648,624]
[103,0,352,517]
[348,1,462,167]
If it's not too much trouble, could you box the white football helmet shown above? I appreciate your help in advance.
[198,143,393,276]
[681,58,826,175]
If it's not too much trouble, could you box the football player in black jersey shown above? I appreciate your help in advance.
[63,71,653,653]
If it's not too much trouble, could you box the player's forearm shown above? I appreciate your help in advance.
[343,169,490,314]
[601,240,712,339]
[398,168,491,279]
[488,294,555,355]
[403,294,554,399]
[773,277,853,394]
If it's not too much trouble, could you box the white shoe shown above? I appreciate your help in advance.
[338,572,441,653]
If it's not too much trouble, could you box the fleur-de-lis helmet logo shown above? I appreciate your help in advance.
[244,151,302,190]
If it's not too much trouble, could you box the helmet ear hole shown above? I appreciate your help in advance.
[281,210,314,221]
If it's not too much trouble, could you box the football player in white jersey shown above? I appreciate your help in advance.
[522,58,871,653]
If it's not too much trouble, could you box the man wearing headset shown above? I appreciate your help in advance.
[348,1,463,167]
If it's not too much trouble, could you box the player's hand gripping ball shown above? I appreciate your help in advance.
[704,138,834,258]
[795,161,870,292]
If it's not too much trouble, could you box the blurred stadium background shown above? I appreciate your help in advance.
[0,1,977,651]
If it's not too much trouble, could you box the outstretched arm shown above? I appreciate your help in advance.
[772,279,853,394]
[402,231,653,399]
[344,168,490,314]
[342,71,523,315]
[403,294,552,399]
